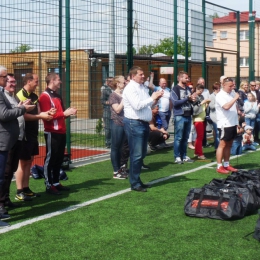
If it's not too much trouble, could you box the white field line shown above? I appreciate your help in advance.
[0,151,257,234]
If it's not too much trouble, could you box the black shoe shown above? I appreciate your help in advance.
[0,206,8,215]
[15,192,33,201]
[4,199,19,208]
[0,213,11,221]
[23,188,41,197]
[46,185,62,195]
[142,184,152,189]
[141,164,150,170]
[0,220,10,228]
[132,186,147,192]
[149,145,158,151]
[55,184,70,191]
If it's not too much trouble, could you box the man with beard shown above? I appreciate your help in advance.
[171,71,197,164]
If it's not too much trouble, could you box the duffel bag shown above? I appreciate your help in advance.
[227,170,260,183]
[184,185,246,220]
[209,179,260,215]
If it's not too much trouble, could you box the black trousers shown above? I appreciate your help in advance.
[44,132,66,187]
[148,131,165,146]
[3,140,22,200]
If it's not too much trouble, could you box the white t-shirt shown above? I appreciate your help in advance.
[154,86,170,112]
[215,89,238,128]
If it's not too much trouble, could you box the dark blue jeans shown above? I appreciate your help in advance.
[173,115,192,159]
[110,120,125,172]
[159,110,171,130]
[231,138,242,155]
[123,118,149,189]
[242,144,256,151]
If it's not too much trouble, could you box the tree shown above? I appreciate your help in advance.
[125,47,137,55]
[10,44,33,53]
[209,12,219,19]
[138,36,191,57]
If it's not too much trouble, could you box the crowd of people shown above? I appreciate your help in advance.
[1,64,259,228]
[101,68,260,190]
[0,65,77,228]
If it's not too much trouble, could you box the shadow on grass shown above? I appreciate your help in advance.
[149,174,199,188]
[7,177,112,223]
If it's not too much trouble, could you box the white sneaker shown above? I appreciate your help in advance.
[175,157,183,164]
[183,156,194,163]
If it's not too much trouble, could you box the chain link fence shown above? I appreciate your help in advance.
[0,0,253,164]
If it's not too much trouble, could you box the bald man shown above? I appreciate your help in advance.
[149,73,172,131]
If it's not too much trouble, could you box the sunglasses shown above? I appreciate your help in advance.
[223,77,233,83]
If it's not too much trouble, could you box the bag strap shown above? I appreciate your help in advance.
[216,191,224,214]
[196,189,205,214]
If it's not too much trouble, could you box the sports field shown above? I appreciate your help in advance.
[0,145,259,260]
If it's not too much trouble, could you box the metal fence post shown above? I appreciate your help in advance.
[173,0,178,85]
[202,0,206,80]
[249,0,255,81]
[236,11,240,86]
[185,0,189,73]
[65,0,71,155]
[59,0,63,89]
[127,0,133,72]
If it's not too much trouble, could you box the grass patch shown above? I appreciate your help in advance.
[38,131,106,147]
[1,145,260,259]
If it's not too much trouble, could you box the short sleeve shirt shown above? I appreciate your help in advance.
[215,89,238,128]
[16,88,39,138]
[109,92,124,126]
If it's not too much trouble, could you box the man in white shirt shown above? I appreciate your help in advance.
[123,66,163,192]
[148,73,172,130]
[215,77,240,174]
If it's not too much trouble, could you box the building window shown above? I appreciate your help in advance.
[240,30,249,40]
[213,31,217,40]
[220,31,227,39]
[223,57,227,65]
[210,57,217,61]
[240,57,249,67]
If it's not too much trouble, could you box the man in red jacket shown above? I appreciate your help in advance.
[39,73,77,195]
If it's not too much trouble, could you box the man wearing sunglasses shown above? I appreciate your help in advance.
[0,66,33,228]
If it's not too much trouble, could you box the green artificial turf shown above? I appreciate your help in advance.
[1,145,260,260]
[39,131,106,147]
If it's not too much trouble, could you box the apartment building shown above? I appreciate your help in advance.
[207,11,260,80]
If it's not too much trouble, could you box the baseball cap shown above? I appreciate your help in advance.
[220,75,227,83]
[245,125,253,131]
